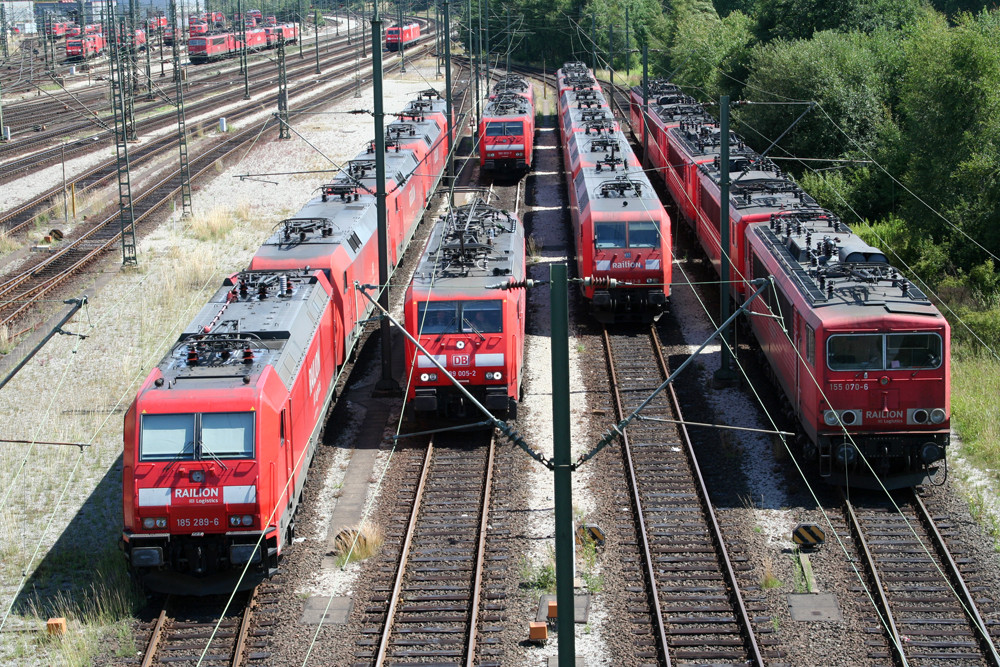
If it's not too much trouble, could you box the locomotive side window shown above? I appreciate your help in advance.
[461,301,503,334]
[486,122,505,137]
[886,333,942,369]
[201,412,254,458]
[627,221,659,248]
[141,414,195,461]
[827,334,884,371]
[805,324,815,365]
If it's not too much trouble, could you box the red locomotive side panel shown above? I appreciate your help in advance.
[404,200,526,419]
[122,270,339,594]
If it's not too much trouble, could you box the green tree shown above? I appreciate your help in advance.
[753,0,925,41]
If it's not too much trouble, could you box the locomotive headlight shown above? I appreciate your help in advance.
[143,518,155,529]
[428,373,438,382]
[241,515,253,526]
[155,518,167,529]
[823,410,839,426]
[229,515,242,527]
[930,408,947,424]
[911,409,929,424]
[840,410,858,425]
[420,373,429,382]
[190,470,205,483]
[456,341,466,350]
[492,371,503,381]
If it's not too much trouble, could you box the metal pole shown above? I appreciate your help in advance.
[314,8,320,73]
[443,0,452,180]
[504,5,509,73]
[371,1,398,395]
[62,140,68,225]
[550,262,577,666]
[590,13,595,72]
[298,0,303,57]
[435,0,441,77]
[398,0,405,73]
[472,0,480,122]
[608,22,613,84]
[482,0,488,85]
[642,43,648,162]
[0,82,5,142]
[715,95,736,386]
[624,7,629,79]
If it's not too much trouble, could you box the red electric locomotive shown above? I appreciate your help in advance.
[264,23,298,46]
[385,21,419,51]
[189,30,268,63]
[122,269,339,594]
[65,33,104,59]
[404,199,526,419]
[479,74,535,172]
[47,21,68,38]
[557,62,672,323]
[189,21,209,36]
[123,90,453,593]
[66,23,82,37]
[630,80,951,488]
[147,16,168,30]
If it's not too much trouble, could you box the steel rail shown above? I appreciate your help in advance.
[374,439,434,666]
[655,327,765,666]
[913,490,1000,666]
[840,487,908,667]
[602,325,672,666]
[140,604,168,667]
[231,585,258,666]
[463,432,495,665]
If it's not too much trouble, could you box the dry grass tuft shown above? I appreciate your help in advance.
[0,230,17,256]
[332,523,383,565]
[526,235,541,264]
[188,206,237,241]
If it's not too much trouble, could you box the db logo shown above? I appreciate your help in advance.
[452,355,470,366]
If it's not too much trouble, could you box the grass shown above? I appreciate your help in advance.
[519,549,557,593]
[526,234,541,264]
[951,346,1000,474]
[331,522,383,566]
[760,557,782,590]
[966,489,1000,552]
[0,230,19,255]
[187,205,246,241]
[4,548,144,666]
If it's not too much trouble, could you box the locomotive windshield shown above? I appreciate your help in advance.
[416,300,503,334]
[485,122,524,137]
[140,412,254,461]
[827,333,942,371]
[594,221,660,249]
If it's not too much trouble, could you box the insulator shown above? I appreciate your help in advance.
[187,346,199,366]
[259,284,267,299]
[243,347,254,364]
[901,281,909,296]
[239,281,248,299]
[280,275,288,295]
[827,281,834,298]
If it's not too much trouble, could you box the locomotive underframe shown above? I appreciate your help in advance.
[483,157,529,171]
[122,528,280,594]
[811,430,949,489]
[590,288,666,324]
[413,384,515,420]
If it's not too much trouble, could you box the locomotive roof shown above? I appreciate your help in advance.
[632,80,707,124]
[483,93,531,119]
[566,128,640,169]
[410,199,525,296]
[701,154,813,216]
[752,209,941,318]
[576,163,662,214]
[154,270,329,390]
[255,190,377,265]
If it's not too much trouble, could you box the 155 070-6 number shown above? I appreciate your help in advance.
[829,382,869,391]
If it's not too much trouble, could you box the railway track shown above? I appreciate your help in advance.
[0,27,412,179]
[138,585,280,666]
[602,325,776,665]
[0,42,434,333]
[0,30,398,234]
[356,430,502,666]
[844,488,1000,665]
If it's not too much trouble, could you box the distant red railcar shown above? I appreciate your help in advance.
[385,21,419,51]
[188,29,266,63]
[264,23,298,46]
[478,74,535,172]
[65,33,104,59]
[47,21,68,38]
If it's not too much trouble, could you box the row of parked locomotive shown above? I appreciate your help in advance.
[121,90,452,594]
[629,80,950,489]
[557,62,673,323]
